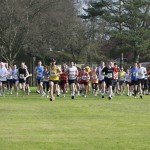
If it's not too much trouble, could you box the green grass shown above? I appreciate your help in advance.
[0,88,150,150]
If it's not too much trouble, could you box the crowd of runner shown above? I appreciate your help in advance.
[0,60,150,101]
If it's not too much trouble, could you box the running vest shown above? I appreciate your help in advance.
[60,70,67,81]
[80,72,88,82]
[35,66,43,79]
[0,67,7,81]
[137,67,146,79]
[119,71,126,81]
[43,70,50,82]
[98,66,105,81]
[90,70,98,83]
[131,68,138,81]
[49,65,59,81]
[125,73,130,82]
[7,69,12,80]
[12,69,18,80]
[18,68,26,79]
[68,66,78,80]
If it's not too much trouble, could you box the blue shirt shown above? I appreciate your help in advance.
[35,66,43,79]
[131,68,138,81]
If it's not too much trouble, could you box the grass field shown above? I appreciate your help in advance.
[0,88,150,150]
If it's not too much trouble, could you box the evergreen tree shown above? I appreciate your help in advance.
[83,0,150,62]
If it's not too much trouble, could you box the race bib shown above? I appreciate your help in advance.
[108,73,112,78]
[120,77,125,81]
[51,71,56,76]
[20,74,24,79]
[92,75,97,79]
[37,71,42,77]
[13,75,18,79]
[7,75,12,79]
[133,72,137,77]
[69,73,75,79]
[82,76,87,80]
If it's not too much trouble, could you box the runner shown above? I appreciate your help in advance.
[118,67,126,96]
[79,66,89,97]
[97,61,105,98]
[130,63,139,98]
[12,65,19,96]
[67,62,78,99]
[43,66,50,97]
[125,68,131,96]
[85,66,91,93]
[112,63,120,94]
[0,62,8,96]
[49,59,61,101]
[34,60,45,95]
[148,68,150,95]
[18,62,29,96]
[137,63,147,98]
[24,65,32,95]
[59,63,68,97]
[7,65,13,94]
[102,62,114,100]
[90,66,98,96]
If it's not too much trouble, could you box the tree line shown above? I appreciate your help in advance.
[0,0,150,66]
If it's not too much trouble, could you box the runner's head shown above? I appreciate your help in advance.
[138,63,142,68]
[101,61,105,67]
[1,62,4,68]
[38,60,42,66]
[44,66,47,71]
[21,62,25,68]
[114,63,117,68]
[134,62,138,68]
[71,62,74,67]
[82,66,86,72]
[13,65,17,69]
[93,66,97,70]
[107,61,112,68]
[51,59,56,65]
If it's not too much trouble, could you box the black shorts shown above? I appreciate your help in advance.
[68,79,76,85]
[19,79,26,83]
[126,81,131,86]
[12,79,18,84]
[99,79,105,84]
[43,81,49,91]
[37,79,43,84]
[138,79,144,85]
[105,78,113,88]
[91,83,98,90]
[119,80,125,85]
[75,78,78,84]
[80,82,88,86]
[59,80,67,85]
[49,80,59,85]
[0,81,7,84]
[131,80,138,85]
[26,77,30,84]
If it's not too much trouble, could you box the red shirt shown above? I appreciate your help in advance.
[60,70,67,81]
[114,67,119,80]
[79,72,88,83]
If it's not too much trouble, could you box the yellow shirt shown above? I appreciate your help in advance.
[119,71,125,80]
[49,65,60,81]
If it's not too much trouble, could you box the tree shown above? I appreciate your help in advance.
[83,0,150,62]
[0,0,78,64]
